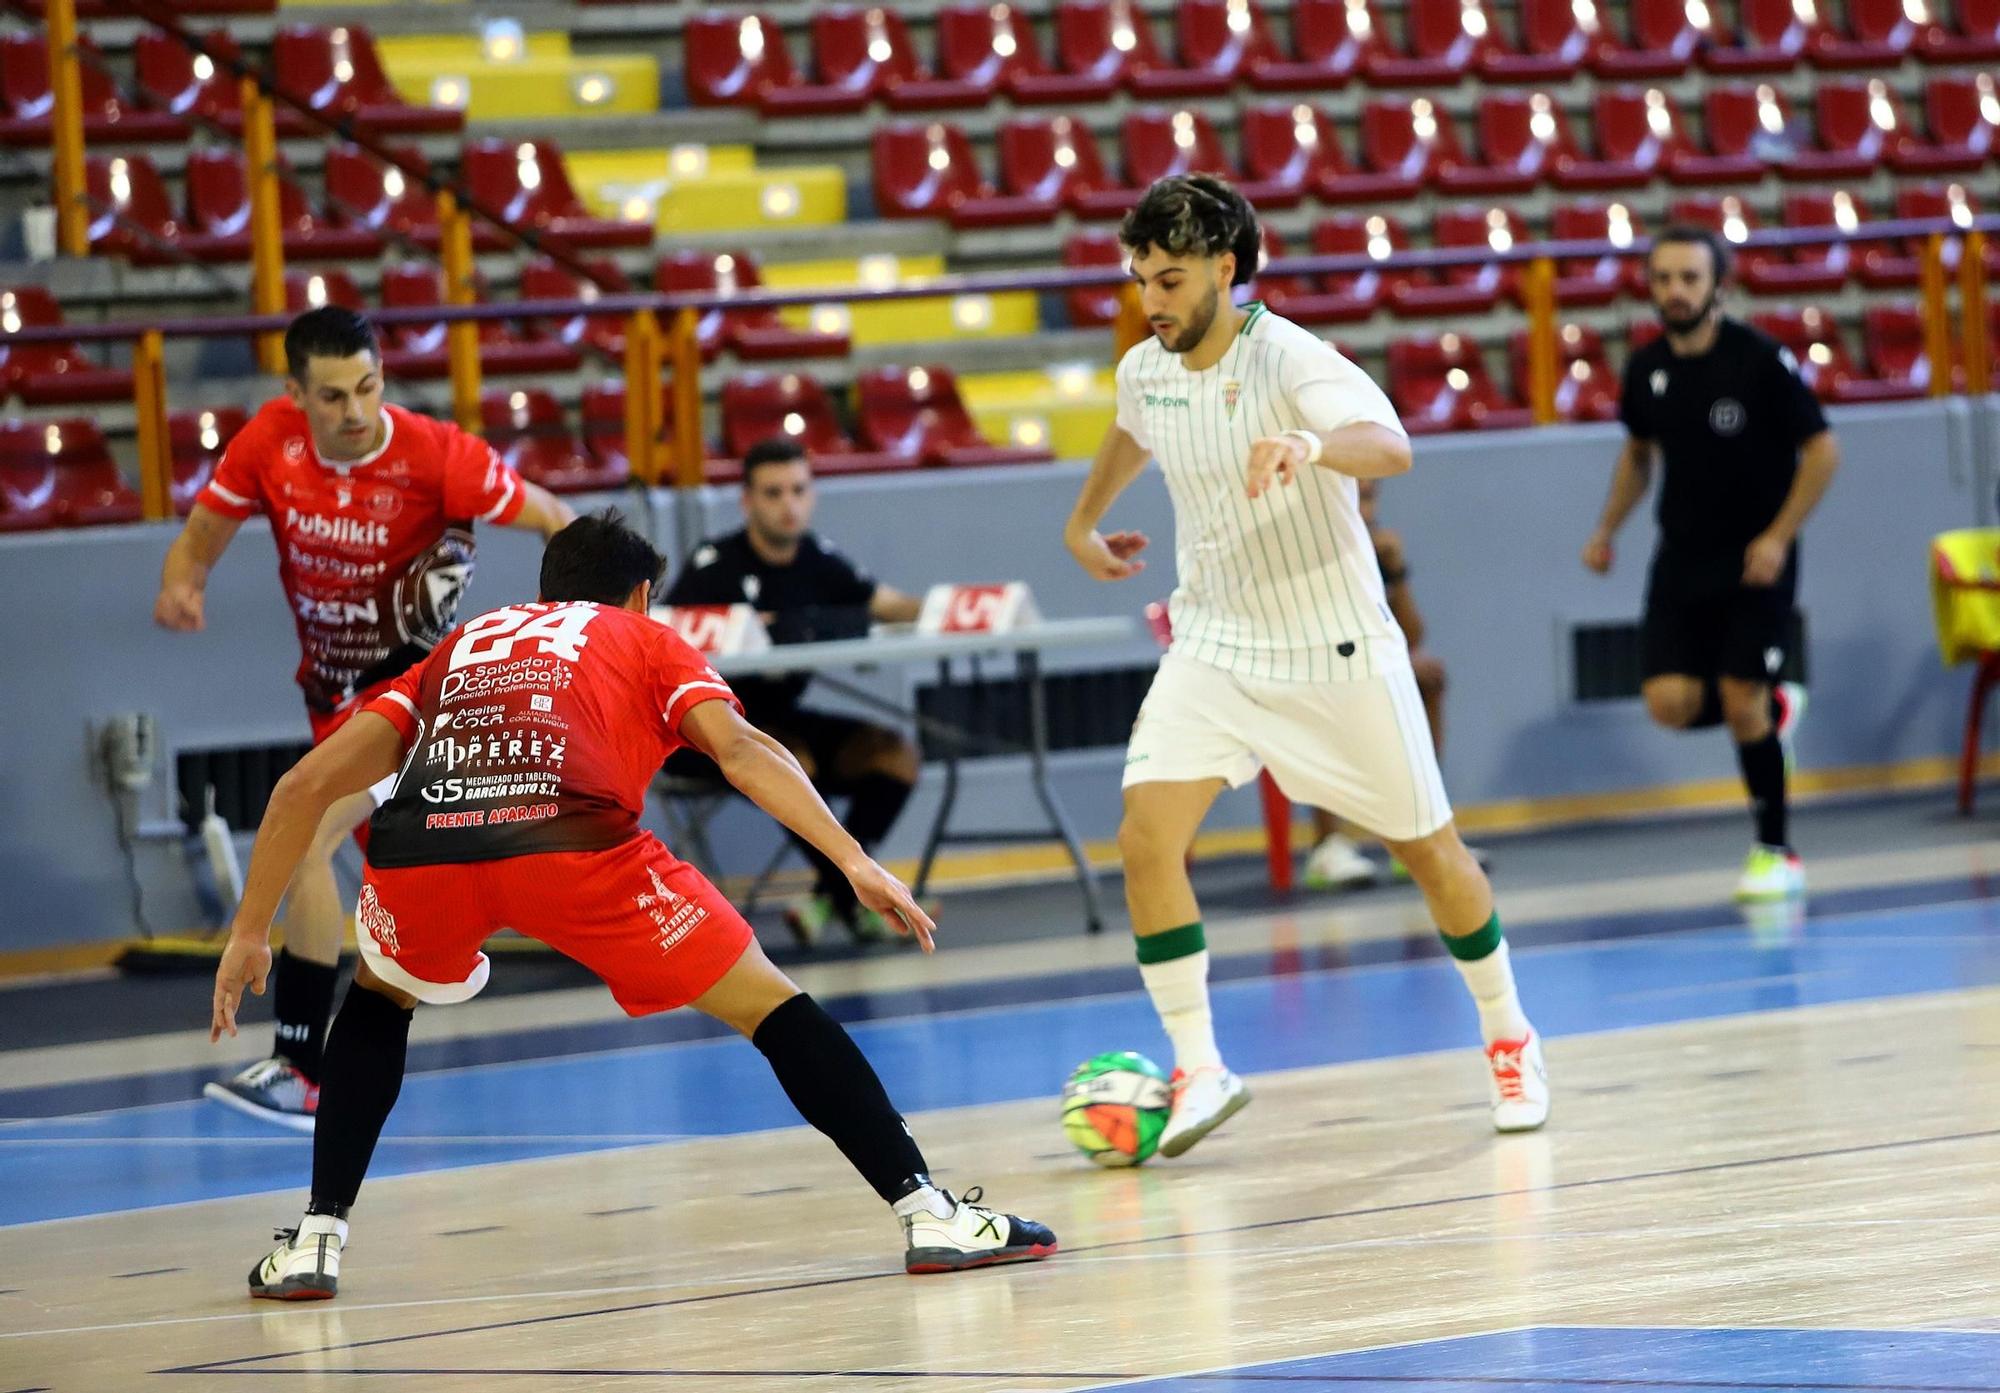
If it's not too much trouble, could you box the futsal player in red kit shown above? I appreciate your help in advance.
[155,308,575,1129]
[210,512,1057,1297]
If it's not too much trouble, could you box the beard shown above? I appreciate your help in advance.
[1159,286,1222,354]
[1657,288,1718,335]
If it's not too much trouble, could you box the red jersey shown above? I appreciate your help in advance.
[361,602,739,867]
[196,398,528,712]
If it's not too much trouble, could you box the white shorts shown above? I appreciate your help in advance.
[1122,651,1453,842]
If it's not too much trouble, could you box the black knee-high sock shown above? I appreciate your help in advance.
[306,983,415,1218]
[271,949,341,1082]
[1736,732,1789,849]
[751,993,931,1203]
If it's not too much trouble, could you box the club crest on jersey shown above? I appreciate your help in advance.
[1650,369,1668,396]
[1224,380,1241,417]
[285,437,307,461]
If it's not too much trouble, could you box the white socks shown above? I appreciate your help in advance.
[893,1185,954,1222]
[1139,950,1223,1074]
[299,1212,348,1247]
[1451,939,1532,1044]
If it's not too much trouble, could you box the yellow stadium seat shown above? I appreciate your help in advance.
[959,366,1116,459]
[378,33,657,119]
[761,255,1037,347]
[565,151,845,233]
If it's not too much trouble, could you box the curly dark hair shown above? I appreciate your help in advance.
[1118,174,1261,288]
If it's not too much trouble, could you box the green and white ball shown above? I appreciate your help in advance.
[1060,1050,1172,1167]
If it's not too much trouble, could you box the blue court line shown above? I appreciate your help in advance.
[4,871,1996,1123]
[3,895,2000,1227]
[1100,1326,2000,1391]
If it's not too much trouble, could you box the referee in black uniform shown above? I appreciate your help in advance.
[1582,226,1840,903]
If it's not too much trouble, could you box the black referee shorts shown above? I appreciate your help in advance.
[1641,553,1796,686]
[664,705,900,792]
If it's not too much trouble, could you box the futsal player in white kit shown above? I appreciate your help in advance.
[1065,175,1551,1155]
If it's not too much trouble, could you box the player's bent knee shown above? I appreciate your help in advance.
[1117,812,1188,872]
[1642,680,1701,729]
[353,958,420,1011]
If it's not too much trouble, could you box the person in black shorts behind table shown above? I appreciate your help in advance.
[665,437,925,948]
[1583,225,1839,904]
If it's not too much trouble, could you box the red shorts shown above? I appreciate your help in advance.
[355,834,754,1016]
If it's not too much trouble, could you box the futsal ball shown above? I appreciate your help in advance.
[1061,1050,1172,1167]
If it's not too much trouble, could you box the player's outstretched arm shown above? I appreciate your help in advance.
[510,480,579,540]
[155,504,244,632]
[1064,426,1152,581]
[1583,437,1656,574]
[681,700,936,951]
[210,712,409,1042]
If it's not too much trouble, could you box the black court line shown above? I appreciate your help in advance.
[1574,1084,1637,1095]
[742,1185,809,1198]
[2,1385,54,1392]
[161,1123,2000,1378]
[437,1226,503,1238]
[1701,1069,1766,1081]
[1834,1053,1897,1066]
[584,1205,655,1218]
[110,1268,183,1279]
[1309,1116,1372,1129]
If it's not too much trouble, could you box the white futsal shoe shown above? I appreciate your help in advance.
[1485,1030,1550,1133]
[1302,833,1376,891]
[1735,844,1805,903]
[902,1187,1058,1274]
[249,1214,345,1300]
[1159,1066,1252,1158]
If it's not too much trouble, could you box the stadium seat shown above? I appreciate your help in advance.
[167,406,248,515]
[324,144,508,253]
[283,268,368,317]
[1781,79,1917,179]
[1551,201,1648,300]
[271,25,463,134]
[1112,109,1304,210]
[1241,103,1355,204]
[481,389,625,494]
[971,116,1119,227]
[1441,92,1582,194]
[1785,189,1917,288]
[1306,213,1418,321]
[1917,0,2000,58]
[872,122,997,220]
[932,3,1117,106]
[1365,0,1509,83]
[1260,0,1390,87]
[654,250,850,361]
[461,139,652,251]
[1252,226,1346,324]
[1753,307,1914,402]
[857,365,1055,468]
[1358,98,1472,194]
[520,257,632,361]
[1488,0,1607,78]
[135,30,311,138]
[1393,206,1526,315]
[1811,0,1935,66]
[182,149,384,263]
[1508,324,1621,421]
[763,6,933,114]
[1157,0,1287,90]
[1386,334,1533,433]
[1670,194,1848,294]
[377,263,583,379]
[16,0,271,15]
[1591,0,1720,76]
[1690,84,1801,180]
[0,287,133,406]
[0,418,140,527]
[684,13,809,108]
[1053,0,1232,97]
[720,372,908,474]
[1896,184,1999,273]
[1705,0,1822,71]
[1063,230,1127,327]
[1909,74,2000,169]
[0,33,187,147]
[1861,305,1935,396]
[580,380,729,484]
[82,154,193,263]
[1575,87,1728,187]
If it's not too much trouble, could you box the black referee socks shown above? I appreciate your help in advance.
[753,992,931,1204]
[309,982,416,1214]
[1736,732,1789,850]
[271,948,340,1083]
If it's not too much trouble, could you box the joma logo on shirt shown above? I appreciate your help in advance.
[1143,393,1191,408]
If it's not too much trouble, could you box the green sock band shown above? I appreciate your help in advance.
[1134,920,1206,965]
[1441,911,1503,962]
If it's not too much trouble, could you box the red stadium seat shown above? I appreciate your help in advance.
[1861,305,1935,396]
[1064,230,1127,327]
[167,406,249,515]
[1670,194,1847,294]
[1156,0,1286,91]
[1241,103,1357,204]
[1752,308,1911,402]
[1781,79,1915,179]
[579,380,729,484]
[683,13,804,108]
[1489,0,1609,78]
[653,250,850,361]
[283,268,367,316]
[481,388,626,494]
[0,418,140,527]
[520,257,632,361]
[1247,225,1318,317]
[1911,74,2000,169]
[82,154,193,263]
[1386,334,1533,433]
[324,144,508,253]
[1508,324,1621,421]
[1307,213,1418,321]
[972,116,1119,227]
[377,263,582,379]
[1689,84,1796,178]
[1358,97,1472,194]
[932,3,1117,105]
[461,139,651,251]
[1053,0,1231,97]
[759,6,924,114]
[1577,86,1729,187]
[856,365,1053,469]
[872,122,997,220]
[1785,189,1917,288]
[1917,0,2000,58]
[183,149,384,263]
[1442,92,1581,194]
[1705,0,1822,70]
[1366,0,1508,83]
[0,34,186,146]
[271,25,462,134]
[135,30,311,138]
[1551,201,1648,300]
[1895,184,1999,273]
[1812,0,1935,66]
[1393,205,1526,315]
[1591,0,1720,76]
[720,373,907,474]
[0,287,133,406]
[1109,109,1302,210]
[1263,0,1391,87]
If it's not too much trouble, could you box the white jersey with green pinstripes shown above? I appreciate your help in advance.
[1114,303,1411,683]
